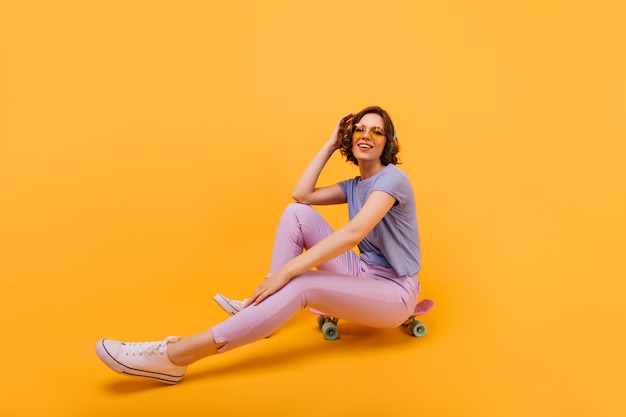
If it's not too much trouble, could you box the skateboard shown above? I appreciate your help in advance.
[311,298,435,341]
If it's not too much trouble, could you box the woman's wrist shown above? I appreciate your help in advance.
[323,138,339,154]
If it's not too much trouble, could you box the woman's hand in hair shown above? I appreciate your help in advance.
[327,112,354,152]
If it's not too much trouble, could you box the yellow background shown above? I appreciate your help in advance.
[1,1,625,416]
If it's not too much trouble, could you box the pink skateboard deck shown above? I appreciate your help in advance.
[310,307,332,316]
[413,298,435,315]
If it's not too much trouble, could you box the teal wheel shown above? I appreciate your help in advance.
[409,320,427,338]
[317,315,326,329]
[321,321,339,340]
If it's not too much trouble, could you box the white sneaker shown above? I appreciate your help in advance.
[95,336,187,384]
[213,294,247,315]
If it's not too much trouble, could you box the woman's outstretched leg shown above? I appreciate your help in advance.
[96,267,418,383]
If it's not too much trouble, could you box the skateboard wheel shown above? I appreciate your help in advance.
[321,322,339,340]
[317,315,326,329]
[409,320,427,338]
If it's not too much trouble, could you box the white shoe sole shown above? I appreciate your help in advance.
[213,294,243,315]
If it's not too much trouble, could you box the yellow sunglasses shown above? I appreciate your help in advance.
[352,124,386,140]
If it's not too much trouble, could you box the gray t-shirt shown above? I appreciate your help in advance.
[339,164,421,276]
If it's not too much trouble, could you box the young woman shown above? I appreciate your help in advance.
[95,106,422,384]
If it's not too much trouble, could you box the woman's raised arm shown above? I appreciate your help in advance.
[292,113,353,205]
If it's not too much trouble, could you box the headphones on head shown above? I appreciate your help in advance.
[388,131,397,150]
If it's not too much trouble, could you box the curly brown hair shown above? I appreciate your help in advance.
[339,106,399,166]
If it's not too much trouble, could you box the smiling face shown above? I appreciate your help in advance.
[338,106,399,167]
[351,112,387,165]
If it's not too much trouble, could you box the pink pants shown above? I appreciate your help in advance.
[211,203,420,352]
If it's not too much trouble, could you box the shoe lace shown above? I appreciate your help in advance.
[125,336,179,357]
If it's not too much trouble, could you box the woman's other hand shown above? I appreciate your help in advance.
[246,271,292,307]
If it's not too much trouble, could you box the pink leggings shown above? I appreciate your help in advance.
[211,203,420,352]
